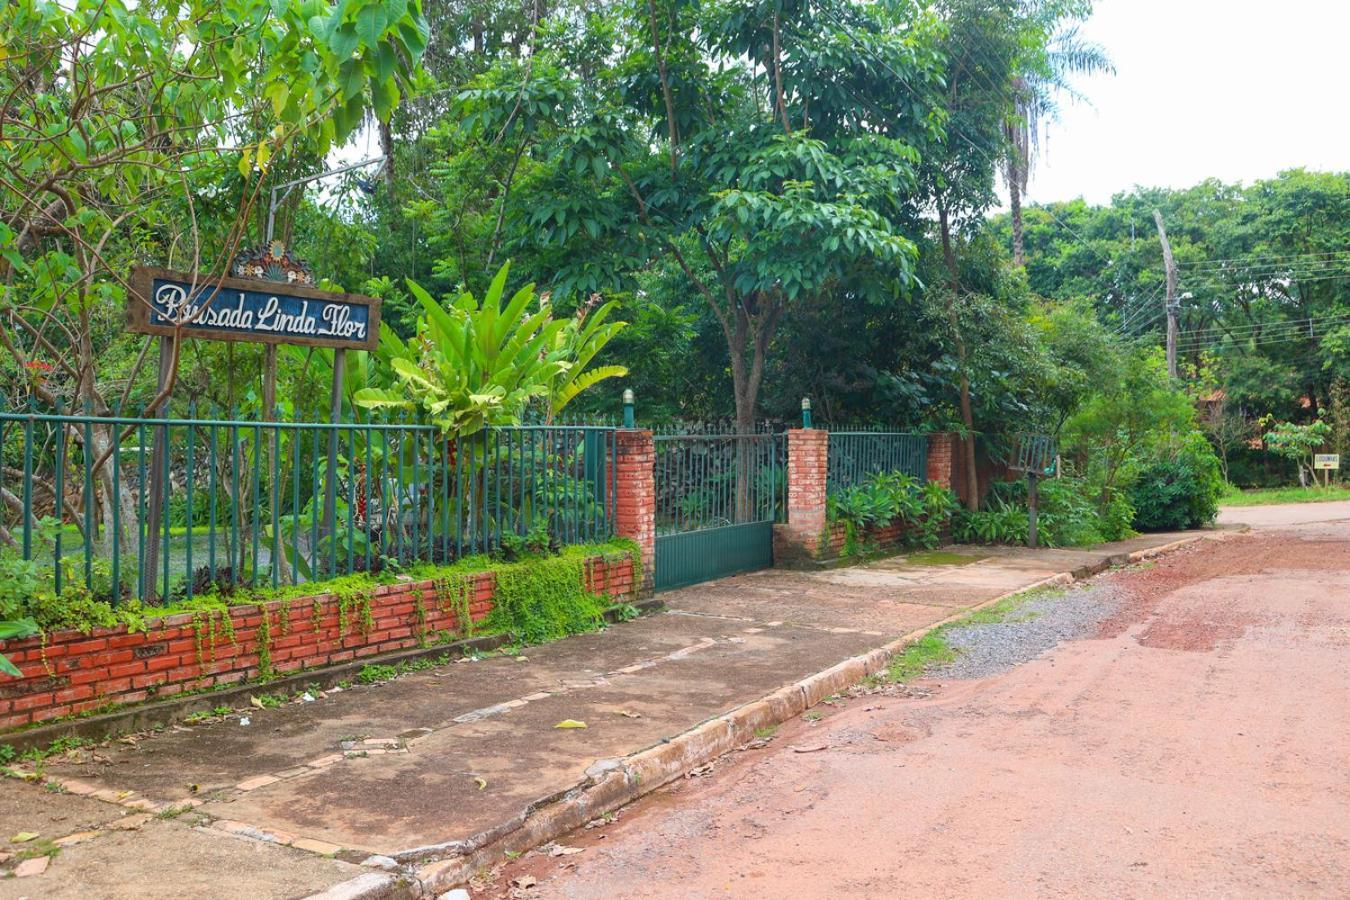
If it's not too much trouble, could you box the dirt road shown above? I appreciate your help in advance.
[489,518,1350,898]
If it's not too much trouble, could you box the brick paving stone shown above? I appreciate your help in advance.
[14,856,50,877]
[54,830,101,846]
[236,774,281,791]
[111,813,152,830]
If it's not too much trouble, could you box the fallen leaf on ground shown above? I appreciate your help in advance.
[10,832,38,843]
[554,720,587,729]
[792,744,829,753]
[687,763,714,777]
[618,711,641,719]
[249,696,264,709]
[474,777,488,791]
[549,845,583,857]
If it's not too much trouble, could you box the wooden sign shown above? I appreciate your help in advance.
[128,266,380,351]
[1314,454,1340,470]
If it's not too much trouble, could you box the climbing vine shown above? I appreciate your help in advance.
[333,586,374,636]
[190,608,236,667]
[433,575,475,639]
[483,553,608,645]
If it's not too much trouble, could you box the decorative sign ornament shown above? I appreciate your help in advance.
[127,265,380,351]
[231,240,315,285]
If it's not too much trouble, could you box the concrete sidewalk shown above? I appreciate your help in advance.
[1,532,1207,898]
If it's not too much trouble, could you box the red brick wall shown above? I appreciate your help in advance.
[819,519,916,557]
[613,430,655,593]
[0,555,635,733]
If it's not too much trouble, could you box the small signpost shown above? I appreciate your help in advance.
[127,255,381,598]
[1314,453,1340,488]
[1010,433,1057,549]
[128,265,380,350]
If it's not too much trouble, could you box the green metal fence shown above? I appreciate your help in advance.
[653,428,786,590]
[827,431,929,491]
[0,401,615,606]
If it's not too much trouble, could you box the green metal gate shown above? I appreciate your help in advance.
[653,429,785,591]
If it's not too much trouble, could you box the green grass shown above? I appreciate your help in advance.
[1219,483,1350,507]
[887,633,957,682]
[884,586,1062,682]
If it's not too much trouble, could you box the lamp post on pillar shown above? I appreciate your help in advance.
[622,388,635,428]
[801,397,812,430]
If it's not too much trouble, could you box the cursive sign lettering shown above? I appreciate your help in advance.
[128,267,380,351]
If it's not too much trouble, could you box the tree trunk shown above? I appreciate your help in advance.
[1010,176,1024,267]
[938,205,981,512]
[379,119,395,188]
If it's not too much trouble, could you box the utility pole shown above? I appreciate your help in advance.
[1153,209,1179,377]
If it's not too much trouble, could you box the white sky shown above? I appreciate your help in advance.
[1021,0,1350,206]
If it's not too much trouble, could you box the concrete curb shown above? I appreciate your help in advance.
[316,537,1206,898]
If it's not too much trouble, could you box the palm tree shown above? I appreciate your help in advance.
[1004,25,1113,266]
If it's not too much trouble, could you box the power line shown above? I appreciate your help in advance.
[1176,317,1350,351]
[1179,310,1350,341]
[1178,249,1350,269]
[1176,317,1350,353]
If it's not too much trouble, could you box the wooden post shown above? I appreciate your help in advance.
[323,348,345,573]
[1027,471,1039,549]
[143,335,174,602]
[1154,209,1179,378]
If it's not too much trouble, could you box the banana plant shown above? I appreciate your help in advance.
[355,262,626,436]
[541,292,629,421]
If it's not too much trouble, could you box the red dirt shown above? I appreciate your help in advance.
[485,523,1350,898]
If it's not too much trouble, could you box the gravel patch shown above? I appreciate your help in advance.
[929,583,1122,680]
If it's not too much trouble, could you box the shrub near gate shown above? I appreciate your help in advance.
[826,472,959,555]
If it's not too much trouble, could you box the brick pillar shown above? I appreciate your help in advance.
[613,429,655,594]
[926,431,977,506]
[773,428,829,562]
[926,432,955,490]
[786,429,828,530]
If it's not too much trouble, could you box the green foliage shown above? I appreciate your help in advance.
[1006,170,1350,427]
[484,555,609,646]
[953,476,1136,548]
[1128,433,1223,531]
[1062,348,1197,497]
[357,663,399,684]
[827,472,959,554]
[353,263,627,433]
[1262,420,1334,485]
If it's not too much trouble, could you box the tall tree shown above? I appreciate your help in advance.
[1004,17,1112,266]
[0,0,428,548]
[451,0,949,432]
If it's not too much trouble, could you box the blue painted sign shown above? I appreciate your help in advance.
[128,267,380,350]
